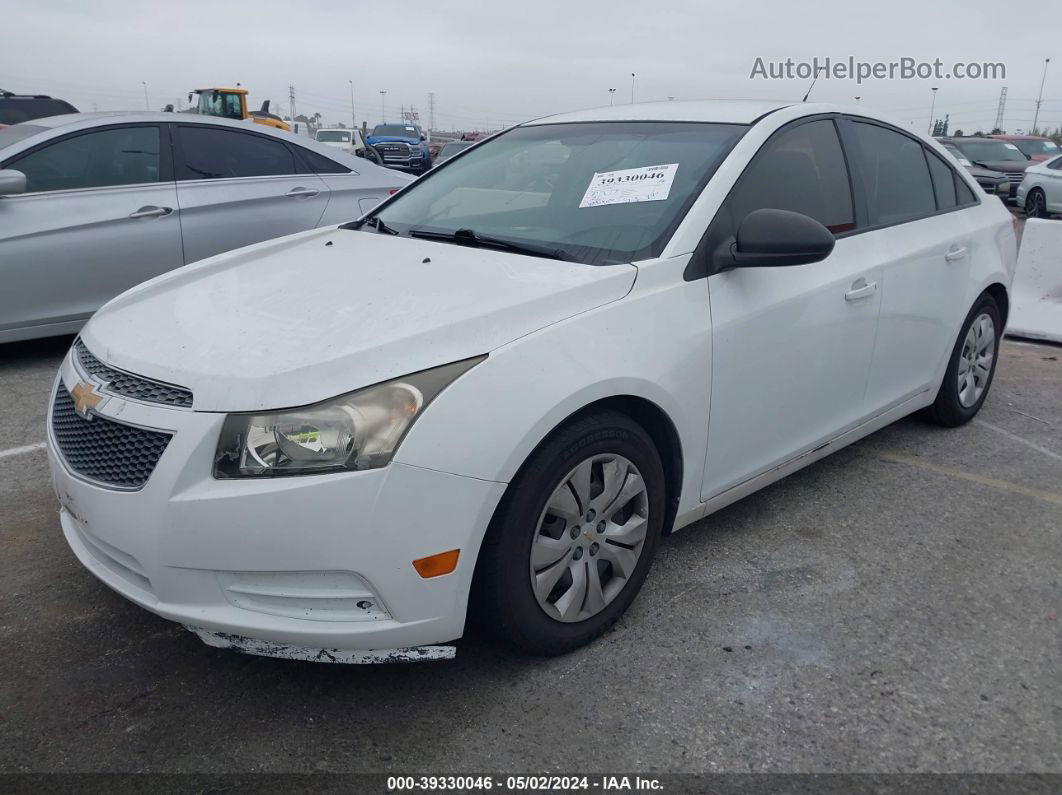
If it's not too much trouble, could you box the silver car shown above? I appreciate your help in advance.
[0,112,411,343]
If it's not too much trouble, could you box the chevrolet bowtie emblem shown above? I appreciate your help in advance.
[70,381,103,417]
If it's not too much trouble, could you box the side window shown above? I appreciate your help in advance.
[296,146,352,174]
[178,126,296,180]
[955,175,977,204]
[727,119,854,234]
[926,150,958,209]
[1048,157,1062,171]
[8,126,160,193]
[850,122,936,225]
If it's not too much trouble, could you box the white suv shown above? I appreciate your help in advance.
[47,100,1017,663]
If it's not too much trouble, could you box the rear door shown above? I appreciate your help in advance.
[843,119,977,412]
[0,123,181,336]
[286,143,390,224]
[701,116,884,499]
[172,124,329,263]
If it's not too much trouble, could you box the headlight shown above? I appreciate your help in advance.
[213,356,484,478]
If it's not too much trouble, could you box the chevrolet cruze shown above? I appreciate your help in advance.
[47,101,1017,662]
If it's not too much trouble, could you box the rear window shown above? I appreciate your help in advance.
[0,98,77,126]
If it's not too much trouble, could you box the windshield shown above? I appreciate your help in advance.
[317,130,352,142]
[366,121,747,265]
[943,144,972,167]
[372,125,420,138]
[1011,139,1061,157]
[953,139,1028,163]
[0,123,47,151]
[438,142,473,159]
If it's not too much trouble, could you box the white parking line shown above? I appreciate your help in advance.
[974,419,1062,465]
[0,441,47,460]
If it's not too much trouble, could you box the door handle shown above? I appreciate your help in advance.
[285,187,320,199]
[944,246,967,262]
[844,278,877,302]
[128,205,173,219]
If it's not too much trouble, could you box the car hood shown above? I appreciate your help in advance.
[82,227,636,412]
[973,160,1031,174]
[966,164,1006,179]
[367,135,420,145]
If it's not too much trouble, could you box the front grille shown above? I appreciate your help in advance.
[1006,172,1026,183]
[74,340,193,408]
[377,143,411,161]
[51,386,172,489]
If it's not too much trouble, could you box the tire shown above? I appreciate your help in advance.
[1025,188,1047,219]
[471,411,666,655]
[924,293,1002,427]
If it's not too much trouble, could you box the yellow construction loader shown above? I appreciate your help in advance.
[188,87,290,132]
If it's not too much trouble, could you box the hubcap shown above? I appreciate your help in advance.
[529,453,650,623]
[957,312,995,408]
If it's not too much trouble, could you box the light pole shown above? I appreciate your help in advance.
[608,88,616,105]
[1032,58,1051,133]
[854,96,861,104]
[349,80,356,130]
[630,73,636,104]
[927,87,939,135]
[142,81,149,110]
[379,90,387,124]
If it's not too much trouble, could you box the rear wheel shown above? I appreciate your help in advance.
[471,411,666,655]
[924,294,1002,427]
[1025,188,1048,219]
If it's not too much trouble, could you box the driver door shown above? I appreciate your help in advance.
[701,117,883,499]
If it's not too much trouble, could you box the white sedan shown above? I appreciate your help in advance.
[1017,154,1062,218]
[47,100,1016,663]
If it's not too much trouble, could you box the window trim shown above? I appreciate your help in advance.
[171,122,306,182]
[0,122,172,196]
[836,115,980,235]
[685,113,859,281]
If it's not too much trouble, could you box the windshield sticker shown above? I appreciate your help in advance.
[1003,143,1020,151]
[579,163,679,208]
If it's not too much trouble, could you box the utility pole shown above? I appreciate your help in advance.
[428,92,435,137]
[288,85,296,124]
[1033,58,1051,133]
[608,88,616,105]
[630,73,636,104]
[379,90,387,124]
[142,81,149,110]
[349,80,356,130]
[994,86,1008,131]
[927,87,938,135]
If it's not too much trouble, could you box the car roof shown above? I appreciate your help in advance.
[0,111,400,174]
[523,99,794,126]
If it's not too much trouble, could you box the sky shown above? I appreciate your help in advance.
[2,0,1059,134]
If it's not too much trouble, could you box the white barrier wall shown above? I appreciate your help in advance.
[1008,219,1062,344]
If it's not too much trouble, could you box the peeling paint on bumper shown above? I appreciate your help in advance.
[186,626,457,664]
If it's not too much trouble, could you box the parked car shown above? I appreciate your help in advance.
[314,126,383,166]
[433,140,475,165]
[48,101,1015,663]
[941,142,1010,198]
[938,136,1032,201]
[0,112,410,343]
[0,92,77,129]
[1016,154,1062,218]
[366,122,431,174]
[990,134,1062,162]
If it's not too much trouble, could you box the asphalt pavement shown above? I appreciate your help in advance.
[1,334,1059,775]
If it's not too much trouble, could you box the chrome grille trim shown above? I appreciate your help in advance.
[74,339,193,408]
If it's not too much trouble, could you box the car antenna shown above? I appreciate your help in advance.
[802,67,825,102]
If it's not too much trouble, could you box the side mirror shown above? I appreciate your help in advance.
[0,169,27,196]
[420,134,426,142]
[722,208,835,269]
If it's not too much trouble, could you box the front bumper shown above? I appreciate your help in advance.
[47,354,506,662]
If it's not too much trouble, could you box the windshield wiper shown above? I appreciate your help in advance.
[406,228,571,261]
[340,215,398,234]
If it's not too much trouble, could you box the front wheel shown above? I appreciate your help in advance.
[1025,188,1048,219]
[471,411,666,655]
[924,294,1002,427]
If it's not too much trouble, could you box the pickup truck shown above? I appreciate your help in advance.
[366,123,431,174]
